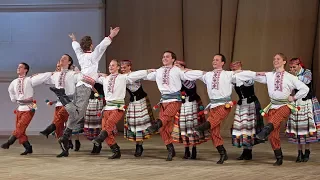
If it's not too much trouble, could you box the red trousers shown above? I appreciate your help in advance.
[159,102,182,145]
[207,105,231,147]
[267,106,291,150]
[52,106,69,138]
[12,111,35,144]
[102,110,124,146]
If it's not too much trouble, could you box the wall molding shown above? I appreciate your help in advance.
[0,1,104,12]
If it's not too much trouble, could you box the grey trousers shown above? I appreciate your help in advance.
[64,84,91,134]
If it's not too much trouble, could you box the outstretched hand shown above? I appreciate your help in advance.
[68,33,76,41]
[109,27,120,39]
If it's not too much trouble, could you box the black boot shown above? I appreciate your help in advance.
[216,145,228,164]
[244,149,252,160]
[57,129,71,158]
[303,149,310,162]
[236,149,247,160]
[134,144,144,157]
[40,124,56,138]
[191,146,197,159]
[49,87,71,106]
[91,144,97,154]
[195,121,211,133]
[92,130,108,146]
[296,150,304,162]
[75,140,81,151]
[96,144,102,154]
[256,123,274,141]
[20,141,33,155]
[166,143,175,161]
[273,149,283,166]
[1,135,17,149]
[183,147,190,159]
[147,119,163,134]
[69,140,73,149]
[108,144,121,159]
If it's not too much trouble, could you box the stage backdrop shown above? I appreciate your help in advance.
[0,0,106,134]
[105,0,320,136]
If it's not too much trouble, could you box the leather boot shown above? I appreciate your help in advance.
[49,87,71,106]
[303,149,310,162]
[134,144,144,157]
[236,149,246,160]
[92,130,108,146]
[183,147,190,159]
[20,141,33,155]
[39,124,56,138]
[296,150,304,162]
[244,149,252,160]
[191,146,197,159]
[1,135,17,149]
[256,123,274,141]
[216,145,228,164]
[166,143,175,161]
[108,144,121,159]
[75,140,81,151]
[146,119,163,134]
[273,148,283,166]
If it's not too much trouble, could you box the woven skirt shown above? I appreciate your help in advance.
[124,97,154,142]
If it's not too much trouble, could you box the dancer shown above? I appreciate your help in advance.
[235,53,309,166]
[40,55,81,156]
[171,60,209,159]
[1,63,52,155]
[92,59,154,159]
[120,60,154,157]
[83,83,118,154]
[146,51,205,161]
[49,27,120,157]
[230,61,264,160]
[286,58,320,162]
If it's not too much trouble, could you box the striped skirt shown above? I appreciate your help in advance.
[124,97,154,142]
[286,98,320,144]
[172,97,210,146]
[232,99,263,148]
[83,99,118,140]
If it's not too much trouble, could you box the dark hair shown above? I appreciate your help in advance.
[64,54,74,69]
[164,50,177,61]
[80,36,92,52]
[214,53,226,63]
[20,62,30,75]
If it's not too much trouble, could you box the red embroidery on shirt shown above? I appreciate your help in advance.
[162,67,172,85]
[211,71,222,90]
[274,72,284,92]
[107,74,118,93]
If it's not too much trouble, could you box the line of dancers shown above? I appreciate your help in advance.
[1,27,320,166]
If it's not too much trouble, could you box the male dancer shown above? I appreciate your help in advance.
[49,27,120,156]
[2,63,52,155]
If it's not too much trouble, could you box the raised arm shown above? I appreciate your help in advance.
[69,33,84,60]
[92,27,120,63]
[30,72,53,87]
[8,81,16,102]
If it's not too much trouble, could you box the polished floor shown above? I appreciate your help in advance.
[0,134,319,180]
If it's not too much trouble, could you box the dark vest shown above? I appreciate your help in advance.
[294,69,313,101]
[89,83,104,99]
[181,84,200,103]
[126,86,147,102]
[234,84,257,105]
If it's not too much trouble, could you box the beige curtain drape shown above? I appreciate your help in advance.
[105,0,320,136]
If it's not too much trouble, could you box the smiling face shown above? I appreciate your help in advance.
[108,60,120,74]
[17,63,28,76]
[162,52,175,66]
[273,54,286,69]
[120,63,131,74]
[212,55,225,69]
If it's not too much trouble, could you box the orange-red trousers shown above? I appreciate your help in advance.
[52,106,69,138]
[267,106,291,150]
[12,110,35,144]
[159,102,182,145]
[102,110,124,146]
[207,105,231,147]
